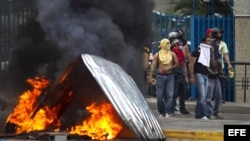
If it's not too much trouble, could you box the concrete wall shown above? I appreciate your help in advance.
[152,0,179,13]
[234,0,250,103]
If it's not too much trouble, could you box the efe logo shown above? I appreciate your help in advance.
[228,129,246,136]
[224,125,250,140]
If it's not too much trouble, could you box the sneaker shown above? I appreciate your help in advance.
[180,110,191,115]
[159,114,169,118]
[174,111,181,115]
[159,114,164,118]
[165,113,169,118]
[174,106,180,112]
[209,115,216,119]
[214,115,223,119]
[201,116,209,120]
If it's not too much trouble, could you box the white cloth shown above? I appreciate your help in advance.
[198,43,211,67]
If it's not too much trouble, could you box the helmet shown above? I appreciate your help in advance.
[212,27,219,36]
[168,32,178,43]
[211,27,223,40]
[212,27,223,37]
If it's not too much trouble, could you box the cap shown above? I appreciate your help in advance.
[206,28,213,35]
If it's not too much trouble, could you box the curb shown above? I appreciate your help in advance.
[163,130,223,141]
[146,98,250,114]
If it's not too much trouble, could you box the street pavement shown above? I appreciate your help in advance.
[1,96,250,141]
[146,98,250,141]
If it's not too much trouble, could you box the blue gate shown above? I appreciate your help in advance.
[152,11,235,101]
[190,15,235,101]
[152,11,191,54]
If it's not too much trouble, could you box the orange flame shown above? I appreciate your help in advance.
[6,76,123,140]
[69,102,123,140]
[6,76,60,133]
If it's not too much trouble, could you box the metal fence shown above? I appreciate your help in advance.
[0,1,35,89]
[0,1,35,60]
[230,62,250,103]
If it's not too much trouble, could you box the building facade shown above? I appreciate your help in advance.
[234,0,250,103]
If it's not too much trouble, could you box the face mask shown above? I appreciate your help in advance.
[159,39,171,51]
[214,35,222,41]
[162,43,171,50]
[178,46,183,50]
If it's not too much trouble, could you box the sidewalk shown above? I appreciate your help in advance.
[146,97,250,141]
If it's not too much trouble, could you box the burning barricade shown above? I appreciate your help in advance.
[5,54,166,141]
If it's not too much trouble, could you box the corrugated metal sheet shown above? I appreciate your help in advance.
[81,54,166,140]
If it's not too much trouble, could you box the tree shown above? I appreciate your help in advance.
[173,0,232,16]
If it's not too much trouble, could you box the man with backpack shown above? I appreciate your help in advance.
[205,27,234,119]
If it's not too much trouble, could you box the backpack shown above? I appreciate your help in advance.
[207,39,223,76]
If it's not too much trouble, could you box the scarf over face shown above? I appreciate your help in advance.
[171,46,185,67]
[158,38,172,65]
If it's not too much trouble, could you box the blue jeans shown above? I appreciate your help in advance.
[194,73,209,118]
[156,74,174,115]
[206,78,222,116]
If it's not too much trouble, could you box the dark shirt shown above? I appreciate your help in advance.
[180,38,187,47]
[211,39,221,60]
[191,47,210,75]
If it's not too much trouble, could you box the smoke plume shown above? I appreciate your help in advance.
[8,0,154,95]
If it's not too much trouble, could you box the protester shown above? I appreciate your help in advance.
[206,28,233,74]
[175,29,191,63]
[170,38,190,115]
[205,27,234,119]
[189,35,213,120]
[148,38,179,118]
[175,29,193,100]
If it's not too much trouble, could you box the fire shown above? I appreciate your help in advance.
[69,101,123,140]
[6,76,60,133]
[6,76,123,140]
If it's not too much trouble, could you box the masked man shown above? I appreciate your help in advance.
[171,39,191,115]
[148,38,179,118]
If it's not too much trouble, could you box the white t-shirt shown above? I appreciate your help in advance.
[219,41,229,68]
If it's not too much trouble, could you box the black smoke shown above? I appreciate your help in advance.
[8,0,154,95]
